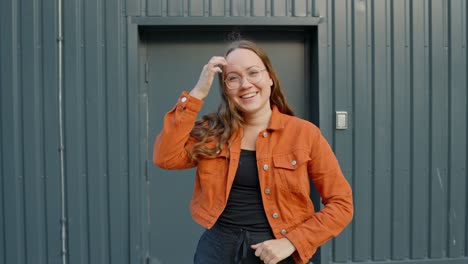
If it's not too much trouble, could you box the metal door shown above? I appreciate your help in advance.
[143,29,314,263]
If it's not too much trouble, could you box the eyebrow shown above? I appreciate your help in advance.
[225,65,261,75]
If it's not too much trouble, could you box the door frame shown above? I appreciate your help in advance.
[127,20,321,264]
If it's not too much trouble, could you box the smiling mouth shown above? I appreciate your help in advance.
[240,92,257,99]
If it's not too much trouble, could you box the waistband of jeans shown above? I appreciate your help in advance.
[210,222,274,239]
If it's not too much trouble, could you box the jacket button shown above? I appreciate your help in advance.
[291,160,297,166]
[181,96,187,103]
[272,212,279,219]
[262,132,268,138]
[281,229,287,235]
[264,188,271,194]
[263,164,269,171]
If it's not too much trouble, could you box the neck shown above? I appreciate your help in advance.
[242,107,272,129]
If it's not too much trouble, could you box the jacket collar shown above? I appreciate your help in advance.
[266,105,285,131]
[229,105,284,151]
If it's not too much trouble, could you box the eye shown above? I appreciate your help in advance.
[248,69,260,78]
[226,74,240,82]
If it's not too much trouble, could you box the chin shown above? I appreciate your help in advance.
[239,104,265,114]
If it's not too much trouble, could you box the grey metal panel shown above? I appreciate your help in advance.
[0,1,26,263]
[210,0,225,16]
[0,47,3,264]
[147,0,163,16]
[42,0,62,262]
[448,0,467,258]
[272,0,288,16]
[292,0,307,17]
[352,0,372,261]
[189,0,204,16]
[63,0,89,262]
[351,259,468,264]
[315,1,333,262]
[392,0,411,260]
[0,18,3,261]
[105,0,130,263]
[168,0,184,16]
[231,0,247,16]
[252,0,267,16]
[372,1,392,261]
[126,0,141,16]
[315,0,332,137]
[21,0,48,262]
[83,0,110,263]
[411,0,431,260]
[430,0,450,259]
[331,1,353,262]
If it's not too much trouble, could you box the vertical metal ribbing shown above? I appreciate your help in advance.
[57,0,67,262]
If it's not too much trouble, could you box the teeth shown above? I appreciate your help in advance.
[241,92,256,99]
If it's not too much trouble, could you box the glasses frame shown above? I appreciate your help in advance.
[223,66,268,90]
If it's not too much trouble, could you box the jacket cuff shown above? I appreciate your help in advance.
[285,229,316,263]
[177,91,204,113]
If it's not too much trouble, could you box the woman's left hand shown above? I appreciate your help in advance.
[251,238,296,264]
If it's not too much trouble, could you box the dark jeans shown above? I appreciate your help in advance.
[194,223,296,264]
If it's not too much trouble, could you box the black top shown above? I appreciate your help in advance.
[216,149,271,232]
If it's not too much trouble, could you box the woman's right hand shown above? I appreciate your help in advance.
[189,56,227,100]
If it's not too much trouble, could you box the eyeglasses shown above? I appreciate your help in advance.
[224,66,267,90]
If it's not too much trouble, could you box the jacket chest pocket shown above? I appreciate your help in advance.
[272,150,311,193]
[197,153,229,183]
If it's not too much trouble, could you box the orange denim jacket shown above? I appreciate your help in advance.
[153,92,353,263]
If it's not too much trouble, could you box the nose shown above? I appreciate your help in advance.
[240,76,253,88]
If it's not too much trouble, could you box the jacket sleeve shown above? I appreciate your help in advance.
[153,91,203,170]
[285,128,354,263]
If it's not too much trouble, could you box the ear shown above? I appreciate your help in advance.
[269,77,273,87]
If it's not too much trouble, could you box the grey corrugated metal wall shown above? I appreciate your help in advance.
[61,0,131,263]
[328,1,467,263]
[0,0,62,263]
[1,0,131,263]
[325,1,467,263]
[0,1,467,264]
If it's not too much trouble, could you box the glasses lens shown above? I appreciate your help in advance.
[246,67,263,83]
[224,66,265,90]
[225,73,241,89]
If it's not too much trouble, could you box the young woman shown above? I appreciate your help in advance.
[153,40,353,264]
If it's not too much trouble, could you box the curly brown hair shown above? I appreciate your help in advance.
[188,40,294,161]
